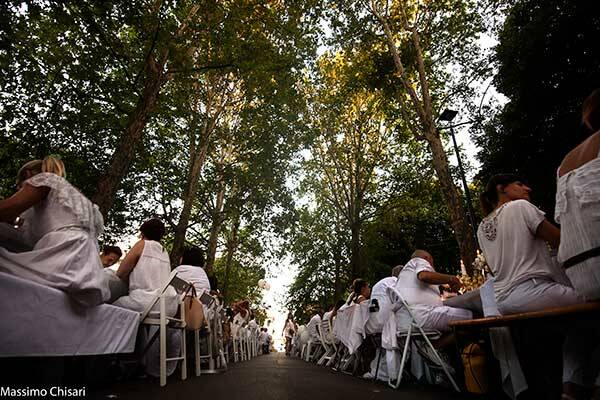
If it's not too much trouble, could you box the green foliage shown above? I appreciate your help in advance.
[475,0,600,216]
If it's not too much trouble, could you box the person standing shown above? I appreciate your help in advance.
[283,313,297,356]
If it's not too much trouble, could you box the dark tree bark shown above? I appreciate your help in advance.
[93,56,165,217]
[222,214,240,302]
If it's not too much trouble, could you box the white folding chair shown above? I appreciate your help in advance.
[193,292,217,376]
[249,325,259,357]
[386,286,460,392]
[140,271,191,387]
[317,318,337,366]
[304,323,323,362]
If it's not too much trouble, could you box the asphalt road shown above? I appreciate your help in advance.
[90,352,464,400]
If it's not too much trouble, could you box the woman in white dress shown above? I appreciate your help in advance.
[477,174,580,315]
[112,218,180,378]
[0,156,109,306]
[113,218,177,316]
[283,313,297,355]
[555,89,600,400]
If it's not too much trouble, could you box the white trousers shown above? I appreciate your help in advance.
[498,278,596,385]
[420,306,473,332]
[497,278,581,315]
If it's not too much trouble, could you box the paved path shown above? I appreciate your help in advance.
[91,353,463,400]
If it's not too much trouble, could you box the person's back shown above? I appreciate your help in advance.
[0,157,108,306]
[173,264,210,294]
[307,313,321,340]
[396,258,441,309]
[556,131,600,301]
[366,276,397,334]
[478,199,569,303]
[121,240,172,310]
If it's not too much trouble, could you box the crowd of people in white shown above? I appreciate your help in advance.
[0,156,273,385]
[288,90,600,399]
[0,87,598,396]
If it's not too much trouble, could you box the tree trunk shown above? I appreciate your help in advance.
[169,139,211,264]
[333,246,342,302]
[205,182,226,271]
[222,214,240,302]
[349,221,362,277]
[93,56,165,217]
[93,3,201,219]
[371,8,476,272]
[170,115,216,263]
[426,129,477,269]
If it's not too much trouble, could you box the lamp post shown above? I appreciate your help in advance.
[439,109,478,246]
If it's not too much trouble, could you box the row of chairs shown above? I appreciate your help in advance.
[139,270,229,386]
[231,323,261,363]
[297,287,460,392]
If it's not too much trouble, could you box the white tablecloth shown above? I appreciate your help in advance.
[0,271,139,357]
[333,302,370,354]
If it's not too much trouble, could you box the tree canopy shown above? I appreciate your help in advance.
[1,0,595,322]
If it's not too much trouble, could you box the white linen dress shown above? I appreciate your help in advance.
[0,173,109,306]
[555,150,600,301]
[555,149,600,386]
[112,240,179,378]
[113,240,177,316]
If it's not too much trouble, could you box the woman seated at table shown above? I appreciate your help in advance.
[347,279,371,305]
[113,218,177,316]
[556,89,600,400]
[0,156,108,306]
[477,174,581,315]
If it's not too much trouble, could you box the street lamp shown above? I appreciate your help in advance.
[439,109,479,246]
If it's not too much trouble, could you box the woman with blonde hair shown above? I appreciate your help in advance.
[0,155,108,306]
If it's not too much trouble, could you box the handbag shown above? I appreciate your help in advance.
[183,285,205,331]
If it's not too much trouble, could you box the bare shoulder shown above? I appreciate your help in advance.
[559,131,600,176]
[130,239,145,256]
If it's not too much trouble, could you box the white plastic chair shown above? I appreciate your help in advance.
[193,292,219,376]
[317,318,337,366]
[140,271,191,387]
[304,323,323,362]
[386,286,460,392]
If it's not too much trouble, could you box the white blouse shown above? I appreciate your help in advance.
[477,200,567,303]
[555,153,600,262]
[555,149,600,300]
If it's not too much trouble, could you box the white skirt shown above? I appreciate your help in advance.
[566,255,600,301]
[0,228,108,306]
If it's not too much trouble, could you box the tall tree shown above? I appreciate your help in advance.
[306,53,392,276]
[329,0,488,270]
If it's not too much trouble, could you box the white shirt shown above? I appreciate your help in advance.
[555,153,600,261]
[258,331,268,344]
[478,200,567,302]
[365,276,397,334]
[307,314,321,339]
[371,277,397,300]
[172,264,210,294]
[395,257,442,309]
[284,320,296,338]
[322,311,333,321]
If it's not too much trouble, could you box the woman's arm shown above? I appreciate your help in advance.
[536,219,561,249]
[0,185,49,222]
[116,240,145,281]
